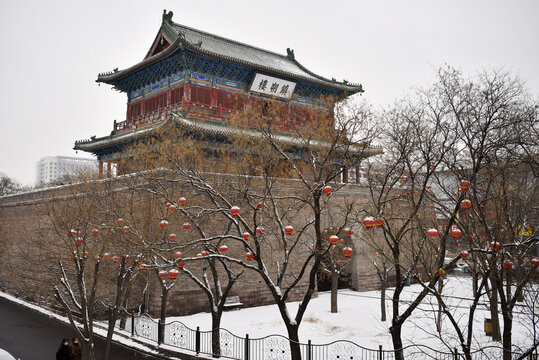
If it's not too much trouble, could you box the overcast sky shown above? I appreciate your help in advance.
[1,0,538,186]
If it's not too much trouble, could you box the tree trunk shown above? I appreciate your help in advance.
[472,270,478,297]
[158,287,169,344]
[502,311,513,360]
[103,308,119,360]
[390,321,404,360]
[86,336,96,360]
[331,266,338,313]
[119,286,131,330]
[488,280,502,341]
[211,312,222,358]
[286,324,302,360]
[436,279,443,333]
[381,280,387,322]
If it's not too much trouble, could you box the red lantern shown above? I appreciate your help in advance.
[400,176,406,182]
[329,235,339,245]
[460,199,472,209]
[246,252,254,261]
[375,218,384,228]
[117,218,124,226]
[220,245,228,252]
[451,228,461,239]
[196,253,202,258]
[323,186,332,196]
[363,217,375,230]
[112,255,120,263]
[121,225,130,234]
[70,229,78,236]
[490,242,501,252]
[178,197,187,207]
[256,227,264,234]
[169,233,177,241]
[159,220,169,230]
[177,261,185,269]
[385,186,390,190]
[158,270,168,280]
[201,250,209,257]
[242,232,250,240]
[165,202,171,209]
[257,203,266,209]
[139,264,148,272]
[168,204,177,212]
[502,261,513,270]
[174,251,182,259]
[169,269,179,279]
[459,180,470,191]
[91,229,100,236]
[342,247,353,258]
[230,206,240,217]
[459,251,469,260]
[427,228,438,237]
[451,173,456,177]
[343,228,350,236]
[531,258,539,267]
[284,226,294,236]
[182,223,191,230]
[74,237,83,245]
[103,253,111,261]
[427,185,432,189]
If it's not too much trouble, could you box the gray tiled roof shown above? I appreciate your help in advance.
[98,11,363,93]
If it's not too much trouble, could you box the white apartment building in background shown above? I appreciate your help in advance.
[35,156,98,185]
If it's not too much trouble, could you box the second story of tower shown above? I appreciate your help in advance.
[96,10,364,135]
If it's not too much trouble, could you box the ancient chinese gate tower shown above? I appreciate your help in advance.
[75,10,365,177]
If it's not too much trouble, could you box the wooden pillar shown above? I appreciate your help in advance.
[107,160,112,178]
[98,162,104,179]
[355,166,360,184]
[342,166,349,183]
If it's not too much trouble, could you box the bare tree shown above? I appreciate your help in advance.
[121,96,377,360]
[361,67,538,359]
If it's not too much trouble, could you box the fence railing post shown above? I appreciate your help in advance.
[196,326,200,354]
[454,347,458,360]
[244,334,249,360]
[378,345,383,360]
[307,340,312,360]
[131,311,135,337]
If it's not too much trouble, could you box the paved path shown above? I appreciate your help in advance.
[0,296,168,359]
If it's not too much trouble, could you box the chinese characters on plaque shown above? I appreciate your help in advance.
[250,73,296,99]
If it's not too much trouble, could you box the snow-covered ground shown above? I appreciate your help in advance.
[166,274,537,354]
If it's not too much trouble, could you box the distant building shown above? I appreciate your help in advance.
[35,156,98,185]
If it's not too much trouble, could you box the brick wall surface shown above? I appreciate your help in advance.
[0,175,386,318]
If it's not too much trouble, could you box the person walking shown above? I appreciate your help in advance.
[69,337,82,360]
[55,338,70,360]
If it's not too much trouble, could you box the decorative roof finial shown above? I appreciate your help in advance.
[162,9,174,23]
[286,48,295,60]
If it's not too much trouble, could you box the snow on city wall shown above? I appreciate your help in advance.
[0,173,388,317]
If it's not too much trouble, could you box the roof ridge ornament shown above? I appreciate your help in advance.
[162,9,173,23]
[286,48,295,60]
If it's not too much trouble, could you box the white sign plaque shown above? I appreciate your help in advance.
[250,73,296,99]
